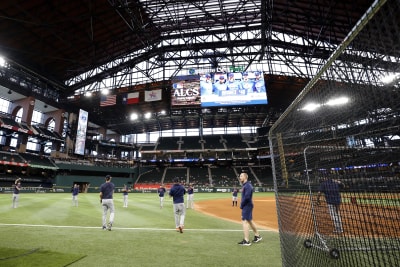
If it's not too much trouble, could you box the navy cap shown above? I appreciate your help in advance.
[228,73,234,77]
[205,74,211,78]
[255,71,260,76]
[219,75,225,79]
[242,72,248,76]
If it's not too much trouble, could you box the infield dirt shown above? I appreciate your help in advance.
[195,195,279,231]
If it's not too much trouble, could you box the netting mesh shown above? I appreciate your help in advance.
[269,0,400,266]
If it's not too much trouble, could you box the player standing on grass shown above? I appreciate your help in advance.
[238,172,262,246]
[186,183,194,209]
[12,177,22,208]
[122,184,128,208]
[100,175,115,231]
[169,178,186,233]
[158,184,166,209]
[72,184,79,206]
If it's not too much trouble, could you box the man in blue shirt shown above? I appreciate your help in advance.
[213,75,228,94]
[72,184,79,207]
[100,175,115,231]
[252,71,266,93]
[169,177,186,233]
[122,184,128,208]
[316,177,344,233]
[186,184,194,209]
[238,172,262,246]
[157,184,166,209]
[200,74,214,96]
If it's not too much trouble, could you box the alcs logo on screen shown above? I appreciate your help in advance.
[172,82,199,97]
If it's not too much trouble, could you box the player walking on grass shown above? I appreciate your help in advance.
[72,184,79,206]
[186,184,194,209]
[100,175,115,231]
[122,184,128,208]
[238,172,262,246]
[158,184,166,209]
[169,178,186,233]
[12,177,22,208]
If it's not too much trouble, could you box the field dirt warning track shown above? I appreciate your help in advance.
[195,196,279,231]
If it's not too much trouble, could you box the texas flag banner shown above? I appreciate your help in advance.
[122,92,139,105]
[144,89,162,102]
[100,94,116,106]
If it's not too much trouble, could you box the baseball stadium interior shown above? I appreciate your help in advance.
[0,0,397,189]
[1,0,400,266]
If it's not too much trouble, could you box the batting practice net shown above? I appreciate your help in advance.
[269,1,400,266]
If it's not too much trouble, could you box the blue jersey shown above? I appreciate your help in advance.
[123,188,128,196]
[226,80,240,91]
[240,181,254,209]
[200,80,214,95]
[187,187,194,195]
[319,179,341,205]
[158,187,166,197]
[169,183,186,204]
[100,182,115,199]
[72,187,79,196]
[253,79,266,93]
[240,80,254,93]
[13,184,21,194]
[213,81,228,92]
[232,189,238,197]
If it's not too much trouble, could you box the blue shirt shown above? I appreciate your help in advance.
[100,182,115,199]
[169,183,186,204]
[232,189,238,197]
[158,187,166,197]
[240,181,254,209]
[318,179,341,205]
[253,79,266,93]
[72,187,79,196]
[187,187,194,195]
[13,184,21,194]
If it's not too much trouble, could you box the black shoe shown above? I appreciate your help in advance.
[253,235,263,243]
[238,239,251,246]
[107,222,112,231]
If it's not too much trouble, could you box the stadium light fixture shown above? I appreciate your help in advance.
[326,97,349,106]
[130,113,138,120]
[144,112,152,119]
[301,103,320,112]
[0,56,6,67]
[381,73,400,84]
[101,88,109,95]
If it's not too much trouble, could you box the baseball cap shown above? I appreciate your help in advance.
[255,71,260,76]
[219,75,225,79]
[228,73,234,78]
[105,175,112,180]
[242,72,248,76]
[173,177,180,183]
[205,74,211,78]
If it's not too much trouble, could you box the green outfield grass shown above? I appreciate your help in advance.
[0,192,282,267]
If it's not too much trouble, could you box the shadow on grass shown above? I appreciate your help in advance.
[0,247,86,267]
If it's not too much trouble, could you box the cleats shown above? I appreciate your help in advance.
[238,239,251,246]
[253,235,263,243]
